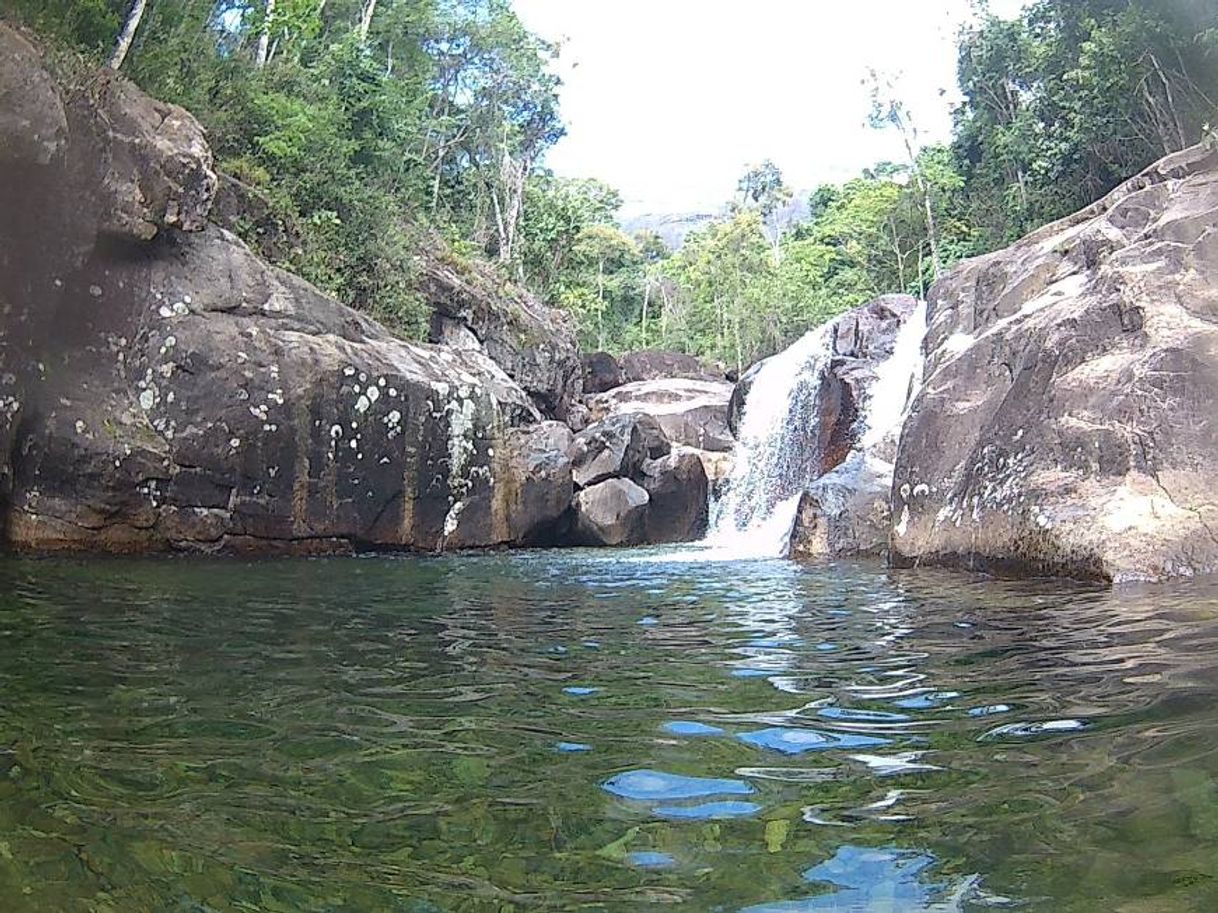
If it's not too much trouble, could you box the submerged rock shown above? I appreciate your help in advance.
[892,140,1218,582]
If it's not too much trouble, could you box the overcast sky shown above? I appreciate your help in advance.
[513,1,1027,217]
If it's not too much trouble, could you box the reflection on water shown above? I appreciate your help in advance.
[3,550,1218,911]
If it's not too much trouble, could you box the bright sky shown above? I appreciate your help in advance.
[513,1,1026,217]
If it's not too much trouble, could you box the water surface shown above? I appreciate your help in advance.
[4,551,1218,911]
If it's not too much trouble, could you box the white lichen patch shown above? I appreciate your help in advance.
[139,388,156,411]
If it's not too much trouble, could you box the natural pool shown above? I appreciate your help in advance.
[3,551,1218,912]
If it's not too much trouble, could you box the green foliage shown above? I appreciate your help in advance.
[954,0,1218,247]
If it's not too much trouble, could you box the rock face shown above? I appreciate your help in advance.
[571,478,650,546]
[891,141,1218,582]
[640,450,709,543]
[0,26,570,554]
[421,257,581,420]
[620,349,723,384]
[581,351,623,394]
[568,413,669,489]
[502,422,574,545]
[588,378,734,452]
[788,453,893,558]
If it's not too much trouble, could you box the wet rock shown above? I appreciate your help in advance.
[620,349,724,384]
[588,378,734,452]
[639,450,709,543]
[788,453,894,558]
[571,477,650,546]
[568,413,669,489]
[581,351,623,393]
[892,140,1218,582]
[502,421,574,545]
[728,295,918,446]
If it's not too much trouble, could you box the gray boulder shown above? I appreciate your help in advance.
[568,413,670,489]
[501,422,574,545]
[582,351,623,394]
[640,450,709,543]
[788,453,893,558]
[571,478,650,546]
[891,140,1218,582]
[620,349,723,384]
[588,378,734,452]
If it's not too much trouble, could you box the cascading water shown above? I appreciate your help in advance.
[703,302,928,559]
[702,323,837,558]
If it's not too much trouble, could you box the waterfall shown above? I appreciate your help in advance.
[703,322,836,557]
[703,302,928,559]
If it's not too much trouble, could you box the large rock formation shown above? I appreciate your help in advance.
[587,377,734,452]
[0,25,571,554]
[568,413,669,489]
[891,141,1218,582]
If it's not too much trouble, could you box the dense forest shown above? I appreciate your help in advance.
[6,0,1218,369]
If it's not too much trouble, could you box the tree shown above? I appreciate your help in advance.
[108,0,148,70]
[737,159,793,261]
[866,69,943,279]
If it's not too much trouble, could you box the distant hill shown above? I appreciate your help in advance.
[621,192,813,251]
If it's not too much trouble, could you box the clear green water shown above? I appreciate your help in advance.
[4,552,1218,912]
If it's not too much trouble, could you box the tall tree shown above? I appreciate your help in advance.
[108,0,148,70]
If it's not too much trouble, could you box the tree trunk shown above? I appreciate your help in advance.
[108,0,149,71]
[641,279,651,349]
[597,259,606,351]
[255,0,275,68]
[357,0,378,43]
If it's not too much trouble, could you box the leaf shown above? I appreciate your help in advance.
[764,818,790,854]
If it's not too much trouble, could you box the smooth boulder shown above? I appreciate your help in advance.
[640,450,710,543]
[788,453,893,558]
[571,478,650,546]
[588,378,734,452]
[891,141,1218,582]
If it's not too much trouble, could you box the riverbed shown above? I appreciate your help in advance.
[3,551,1218,911]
